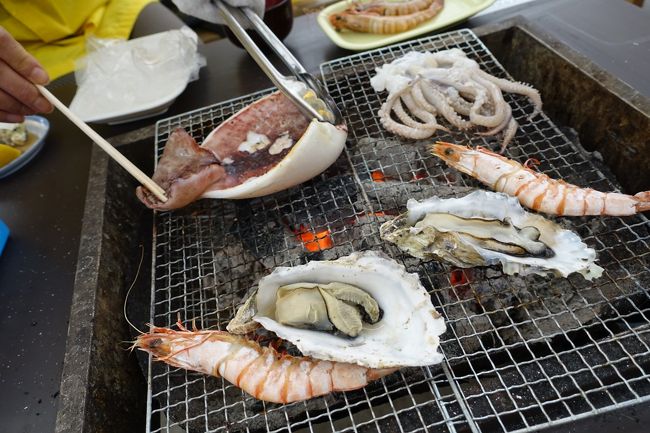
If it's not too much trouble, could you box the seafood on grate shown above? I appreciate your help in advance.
[136,321,396,403]
[329,0,444,34]
[227,251,446,369]
[431,142,650,216]
[380,190,604,280]
[370,49,542,151]
[136,90,347,210]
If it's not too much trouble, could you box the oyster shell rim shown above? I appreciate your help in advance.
[250,250,447,369]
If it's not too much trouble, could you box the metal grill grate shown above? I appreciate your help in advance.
[148,29,650,433]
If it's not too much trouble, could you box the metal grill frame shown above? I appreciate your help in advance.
[146,29,650,433]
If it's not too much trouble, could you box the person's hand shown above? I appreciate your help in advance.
[0,26,53,123]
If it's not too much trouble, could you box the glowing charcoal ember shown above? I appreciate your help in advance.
[412,171,428,180]
[449,269,469,287]
[293,225,334,252]
[371,170,387,182]
[356,137,420,181]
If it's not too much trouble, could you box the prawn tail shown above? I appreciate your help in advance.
[634,191,650,212]
[367,367,399,381]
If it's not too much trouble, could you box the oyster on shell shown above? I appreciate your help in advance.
[273,282,381,337]
[227,251,446,368]
[380,190,603,280]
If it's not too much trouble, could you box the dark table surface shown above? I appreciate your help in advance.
[1,1,649,432]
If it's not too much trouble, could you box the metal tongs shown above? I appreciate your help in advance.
[214,0,342,125]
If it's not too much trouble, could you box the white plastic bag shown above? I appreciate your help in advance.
[70,27,206,123]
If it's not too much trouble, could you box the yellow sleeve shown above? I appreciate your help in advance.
[95,0,158,39]
[0,0,157,80]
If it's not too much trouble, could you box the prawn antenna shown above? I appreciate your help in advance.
[123,244,145,334]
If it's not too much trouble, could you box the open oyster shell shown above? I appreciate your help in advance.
[380,190,603,280]
[227,251,446,369]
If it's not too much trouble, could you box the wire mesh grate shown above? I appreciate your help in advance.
[320,28,650,432]
[148,29,650,433]
[149,92,466,432]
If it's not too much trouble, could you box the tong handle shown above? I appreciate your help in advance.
[214,0,324,122]
[241,8,306,77]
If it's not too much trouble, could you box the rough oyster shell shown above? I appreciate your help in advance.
[380,190,603,280]
[228,251,446,368]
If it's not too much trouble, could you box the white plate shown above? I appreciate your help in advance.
[0,116,50,179]
[78,79,187,125]
[69,28,203,125]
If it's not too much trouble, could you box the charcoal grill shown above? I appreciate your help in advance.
[146,29,650,433]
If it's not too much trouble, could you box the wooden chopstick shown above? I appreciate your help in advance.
[36,85,168,203]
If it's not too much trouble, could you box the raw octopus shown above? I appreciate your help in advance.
[431,142,650,216]
[136,321,396,403]
[371,49,542,151]
[329,0,444,34]
[136,91,347,210]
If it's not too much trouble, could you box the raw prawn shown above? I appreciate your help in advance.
[430,142,650,216]
[136,322,396,403]
[329,0,444,34]
[354,0,436,16]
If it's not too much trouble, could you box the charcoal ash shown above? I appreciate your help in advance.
[353,137,423,182]
[410,263,609,357]
[454,332,650,425]
[231,174,361,265]
[271,173,360,229]
[208,231,268,291]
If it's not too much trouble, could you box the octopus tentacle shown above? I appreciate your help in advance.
[455,82,491,124]
[392,97,424,128]
[419,80,473,130]
[400,91,439,126]
[478,103,511,136]
[440,86,472,116]
[470,74,508,128]
[402,81,451,134]
[371,49,543,151]
[408,81,438,116]
[476,70,542,119]
[499,117,519,152]
[379,90,436,139]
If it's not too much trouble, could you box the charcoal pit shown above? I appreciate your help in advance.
[55,20,649,433]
